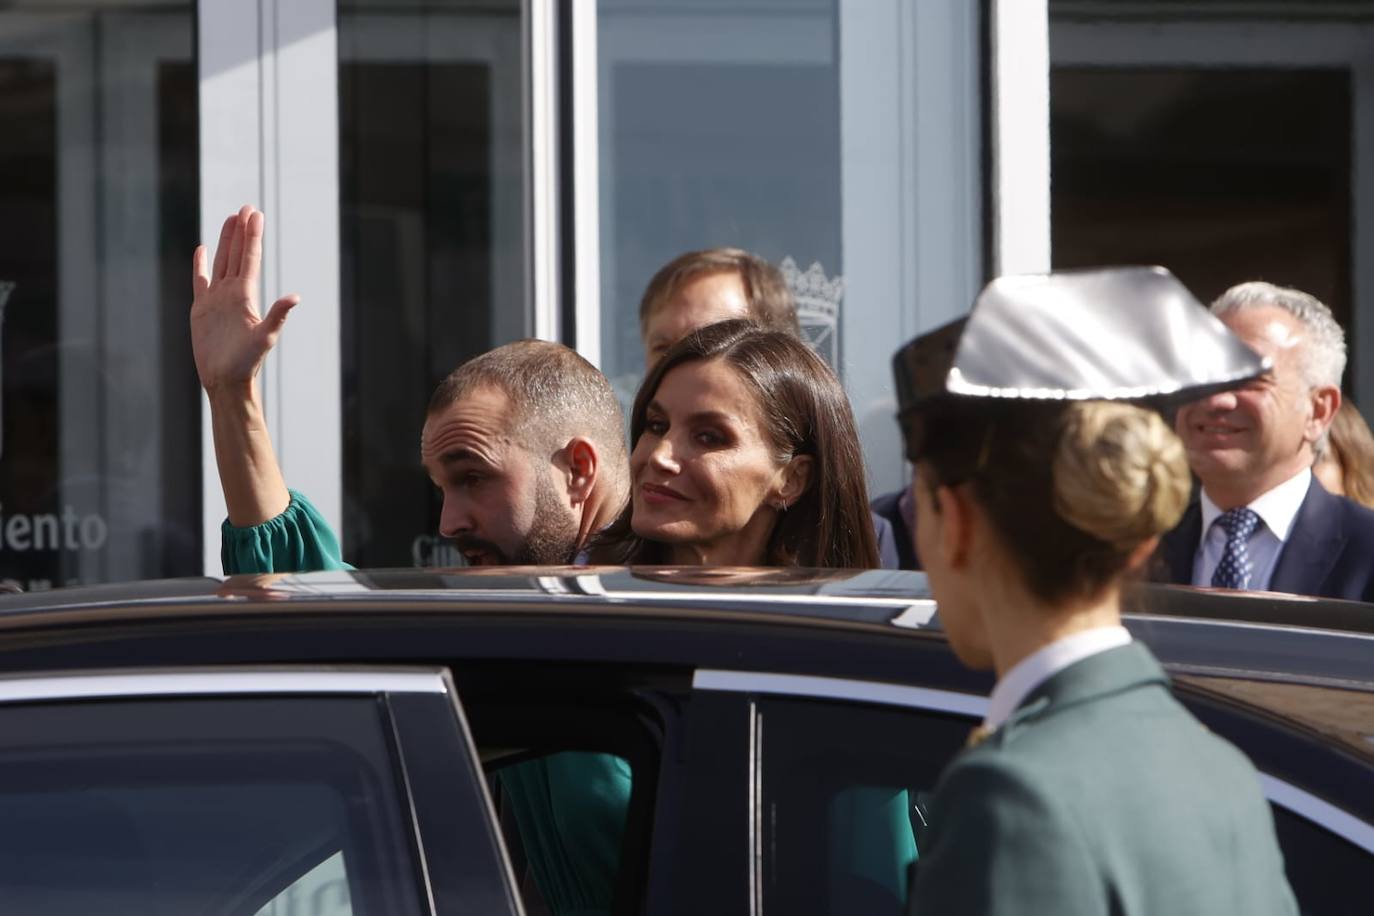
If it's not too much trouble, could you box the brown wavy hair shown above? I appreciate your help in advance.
[591,319,879,568]
[1323,400,1374,509]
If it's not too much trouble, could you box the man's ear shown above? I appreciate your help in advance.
[562,437,599,506]
[776,455,814,509]
[934,483,974,569]
[1308,384,1341,445]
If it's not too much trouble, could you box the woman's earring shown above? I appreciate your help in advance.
[776,497,788,512]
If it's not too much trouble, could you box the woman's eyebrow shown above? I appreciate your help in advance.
[685,409,736,425]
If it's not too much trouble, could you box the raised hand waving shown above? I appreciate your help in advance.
[190,205,300,393]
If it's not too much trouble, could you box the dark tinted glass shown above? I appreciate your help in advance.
[338,1,527,569]
[0,6,199,588]
[760,698,971,916]
[1050,67,1353,381]
[464,683,668,916]
[0,697,425,915]
[1272,806,1371,916]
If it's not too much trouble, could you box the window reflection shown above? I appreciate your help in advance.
[597,0,842,407]
[0,6,198,588]
[338,0,528,568]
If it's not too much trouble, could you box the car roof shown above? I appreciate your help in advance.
[0,567,938,629]
[0,566,1369,682]
[0,565,1370,633]
[0,567,1370,765]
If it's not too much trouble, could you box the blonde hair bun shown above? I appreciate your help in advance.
[1052,401,1190,548]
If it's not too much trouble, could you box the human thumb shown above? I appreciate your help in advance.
[262,294,301,337]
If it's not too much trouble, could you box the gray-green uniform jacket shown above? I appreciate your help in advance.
[909,642,1298,915]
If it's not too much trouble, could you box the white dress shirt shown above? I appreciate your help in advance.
[983,625,1133,731]
[1193,468,1311,591]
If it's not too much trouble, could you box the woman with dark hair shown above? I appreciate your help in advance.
[593,318,879,568]
[594,319,908,902]
[898,268,1296,915]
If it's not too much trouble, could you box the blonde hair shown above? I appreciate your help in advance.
[1324,400,1374,509]
[918,399,1191,603]
[1054,402,1191,549]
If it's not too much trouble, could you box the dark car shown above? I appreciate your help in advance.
[0,568,1368,916]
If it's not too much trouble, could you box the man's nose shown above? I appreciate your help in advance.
[438,493,474,538]
[1200,388,1239,412]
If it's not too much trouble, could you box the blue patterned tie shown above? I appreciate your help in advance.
[1211,507,1261,590]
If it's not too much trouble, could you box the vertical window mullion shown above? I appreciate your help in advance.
[568,0,601,367]
[991,0,1050,275]
[197,0,342,573]
[527,0,561,343]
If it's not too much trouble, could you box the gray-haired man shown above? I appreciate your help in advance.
[1159,281,1374,600]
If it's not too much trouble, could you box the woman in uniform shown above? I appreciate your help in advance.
[895,267,1297,916]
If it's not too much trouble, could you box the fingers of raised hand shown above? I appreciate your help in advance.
[242,209,266,281]
[192,245,211,297]
[211,213,236,281]
[260,294,300,340]
[225,204,253,279]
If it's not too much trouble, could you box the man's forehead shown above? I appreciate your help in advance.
[1222,306,1304,350]
[420,385,517,458]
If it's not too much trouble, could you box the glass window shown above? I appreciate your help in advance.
[595,0,982,499]
[1050,67,1352,360]
[338,0,528,568]
[0,697,427,914]
[1270,806,1371,914]
[0,3,199,588]
[256,852,352,916]
[597,0,841,402]
[759,697,972,915]
[463,676,670,916]
[1049,3,1368,394]
[493,752,635,915]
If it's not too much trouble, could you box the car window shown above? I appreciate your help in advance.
[758,697,972,916]
[459,676,673,916]
[1271,796,1371,914]
[492,751,635,915]
[0,697,426,916]
[256,852,352,916]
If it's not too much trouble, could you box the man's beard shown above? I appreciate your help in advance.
[454,471,579,566]
[513,470,581,564]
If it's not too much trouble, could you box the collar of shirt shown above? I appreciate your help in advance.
[983,625,1133,731]
[1199,467,1311,544]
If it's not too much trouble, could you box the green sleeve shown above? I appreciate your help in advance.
[221,489,352,575]
[829,787,918,902]
[909,756,1101,916]
[498,752,632,916]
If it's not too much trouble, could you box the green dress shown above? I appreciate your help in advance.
[223,491,630,915]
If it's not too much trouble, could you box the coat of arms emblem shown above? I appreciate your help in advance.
[780,257,843,371]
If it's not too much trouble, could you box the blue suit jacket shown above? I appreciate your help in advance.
[872,510,902,570]
[871,490,920,570]
[1158,477,1374,602]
